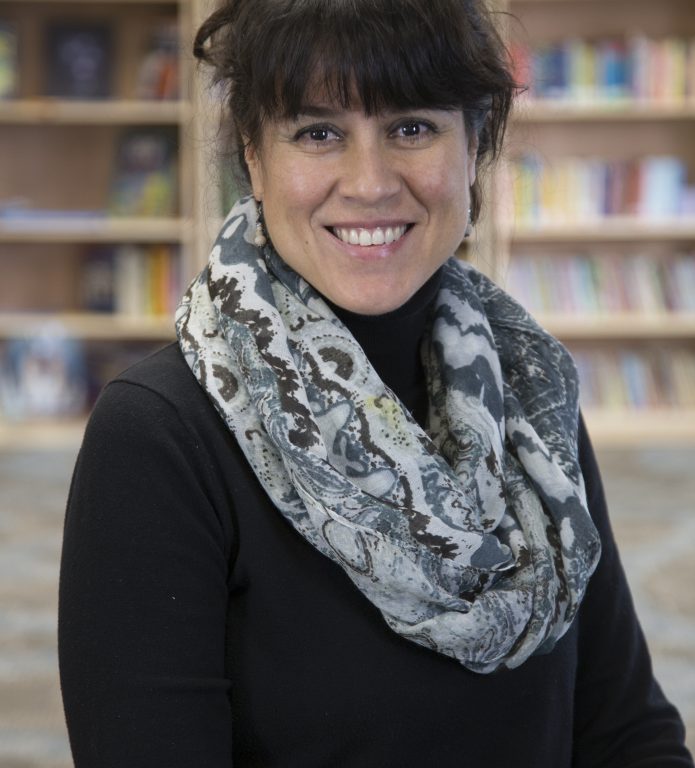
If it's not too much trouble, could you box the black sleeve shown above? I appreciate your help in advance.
[59,380,234,767]
[573,415,693,767]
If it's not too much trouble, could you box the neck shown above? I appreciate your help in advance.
[325,269,442,426]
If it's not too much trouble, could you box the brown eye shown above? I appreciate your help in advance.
[392,119,437,142]
[309,127,329,142]
[294,123,340,145]
[401,122,421,137]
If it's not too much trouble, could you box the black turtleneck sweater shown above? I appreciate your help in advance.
[59,274,692,768]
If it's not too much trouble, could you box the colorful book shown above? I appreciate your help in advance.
[511,34,695,104]
[511,154,689,225]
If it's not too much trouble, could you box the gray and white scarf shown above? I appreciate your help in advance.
[176,196,601,673]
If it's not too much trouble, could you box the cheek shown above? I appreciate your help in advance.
[417,161,471,223]
[266,162,328,222]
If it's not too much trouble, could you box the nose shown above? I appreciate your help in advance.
[337,137,402,205]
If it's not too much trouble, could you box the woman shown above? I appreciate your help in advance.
[59,0,694,765]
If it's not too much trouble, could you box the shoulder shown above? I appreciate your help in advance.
[81,343,236,498]
[72,343,239,552]
[89,343,223,442]
[111,341,207,410]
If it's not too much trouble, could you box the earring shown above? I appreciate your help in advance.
[254,201,267,247]
[464,206,473,238]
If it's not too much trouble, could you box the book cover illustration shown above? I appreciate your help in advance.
[44,22,113,99]
[109,128,177,217]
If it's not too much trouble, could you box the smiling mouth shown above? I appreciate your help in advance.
[329,224,411,247]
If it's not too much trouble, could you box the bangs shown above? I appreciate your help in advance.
[249,0,490,121]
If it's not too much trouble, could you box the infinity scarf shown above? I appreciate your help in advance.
[176,197,601,673]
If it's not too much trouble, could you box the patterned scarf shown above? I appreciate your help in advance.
[176,197,601,673]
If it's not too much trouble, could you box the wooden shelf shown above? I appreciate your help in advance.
[0,313,175,340]
[0,99,192,125]
[514,100,695,123]
[509,218,695,243]
[0,217,192,243]
[0,418,86,451]
[583,408,695,446]
[537,313,695,340]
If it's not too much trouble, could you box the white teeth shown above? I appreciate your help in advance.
[333,225,407,247]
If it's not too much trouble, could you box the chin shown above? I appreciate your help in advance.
[326,286,414,316]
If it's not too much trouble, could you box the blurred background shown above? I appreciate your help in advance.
[0,0,694,764]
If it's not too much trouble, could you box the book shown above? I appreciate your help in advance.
[76,243,182,317]
[0,21,18,99]
[81,246,115,312]
[111,243,181,316]
[109,128,177,217]
[0,331,87,420]
[135,19,179,100]
[44,22,114,99]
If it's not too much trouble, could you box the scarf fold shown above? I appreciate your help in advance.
[176,196,601,673]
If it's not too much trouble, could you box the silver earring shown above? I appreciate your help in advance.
[254,201,267,247]
[464,206,473,238]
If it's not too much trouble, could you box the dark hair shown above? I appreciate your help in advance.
[194,0,517,222]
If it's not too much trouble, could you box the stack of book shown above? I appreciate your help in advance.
[81,244,182,317]
[512,35,695,103]
[512,154,694,224]
[572,346,695,410]
[506,250,695,315]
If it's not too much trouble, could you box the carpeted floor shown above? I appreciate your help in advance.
[1,443,693,767]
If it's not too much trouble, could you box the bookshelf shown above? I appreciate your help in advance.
[3,0,693,447]
[497,0,695,444]
[0,0,215,446]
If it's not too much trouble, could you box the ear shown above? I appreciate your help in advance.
[244,138,264,200]
[467,132,479,187]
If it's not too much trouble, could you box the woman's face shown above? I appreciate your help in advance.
[246,96,477,315]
